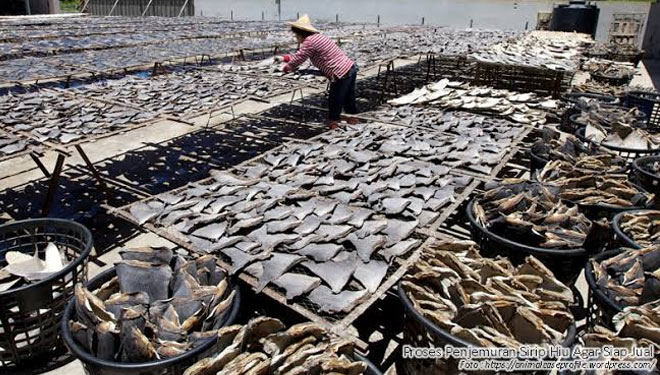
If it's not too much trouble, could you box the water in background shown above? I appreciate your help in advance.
[196,0,650,42]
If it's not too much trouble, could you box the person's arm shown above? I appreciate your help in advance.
[281,39,314,73]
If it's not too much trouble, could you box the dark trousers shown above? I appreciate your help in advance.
[328,64,358,121]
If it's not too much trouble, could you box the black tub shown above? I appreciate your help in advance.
[355,353,384,375]
[624,90,660,131]
[559,92,618,133]
[575,126,660,163]
[0,219,92,370]
[584,249,625,330]
[398,281,577,375]
[570,111,647,135]
[529,145,629,178]
[466,199,588,286]
[61,267,241,375]
[612,209,660,249]
[529,147,550,176]
[590,72,632,87]
[632,155,660,194]
[571,188,652,222]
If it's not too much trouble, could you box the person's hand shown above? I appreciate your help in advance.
[276,64,288,73]
[274,56,284,63]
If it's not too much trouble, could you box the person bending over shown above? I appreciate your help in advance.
[276,14,359,130]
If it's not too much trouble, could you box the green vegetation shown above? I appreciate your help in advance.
[60,0,81,13]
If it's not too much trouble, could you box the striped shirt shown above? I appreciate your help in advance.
[283,33,354,81]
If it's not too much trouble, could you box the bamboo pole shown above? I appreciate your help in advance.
[80,0,90,12]
[177,0,189,17]
[108,0,120,15]
[141,0,153,16]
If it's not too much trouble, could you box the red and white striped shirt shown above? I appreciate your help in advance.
[283,33,354,81]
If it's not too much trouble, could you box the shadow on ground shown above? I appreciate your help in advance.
[0,168,139,256]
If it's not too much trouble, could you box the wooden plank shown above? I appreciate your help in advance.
[42,154,66,217]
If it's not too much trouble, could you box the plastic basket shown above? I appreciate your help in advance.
[585,51,610,60]
[529,145,629,178]
[573,185,651,221]
[529,148,550,176]
[609,51,644,67]
[624,91,660,132]
[584,249,625,331]
[466,200,588,286]
[611,209,660,249]
[590,72,632,87]
[632,156,660,194]
[570,110,647,132]
[0,219,92,369]
[397,281,577,375]
[356,353,384,375]
[575,127,660,163]
[559,93,618,133]
[564,92,618,106]
[61,267,241,375]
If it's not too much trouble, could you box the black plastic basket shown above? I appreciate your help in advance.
[591,72,632,87]
[624,91,660,132]
[397,281,577,375]
[0,219,92,369]
[564,92,618,106]
[584,249,625,331]
[575,127,660,163]
[61,267,241,375]
[529,148,549,176]
[611,209,660,249]
[529,146,629,179]
[573,189,652,221]
[559,93,617,133]
[356,353,384,375]
[609,51,644,67]
[632,155,660,194]
[585,50,609,59]
[570,110,647,133]
[466,200,588,286]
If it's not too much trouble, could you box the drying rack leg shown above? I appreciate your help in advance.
[42,154,66,217]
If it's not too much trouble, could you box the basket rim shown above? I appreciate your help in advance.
[466,199,587,257]
[397,280,578,348]
[563,92,617,104]
[632,155,660,182]
[0,218,93,297]
[626,90,660,103]
[529,147,550,167]
[545,181,650,213]
[354,353,384,375]
[590,72,632,85]
[583,249,625,314]
[611,209,660,250]
[575,126,660,154]
[566,177,651,212]
[60,266,241,372]
[570,111,646,129]
[591,71,632,79]
[529,142,629,176]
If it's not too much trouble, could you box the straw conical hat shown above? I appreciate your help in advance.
[287,14,320,34]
